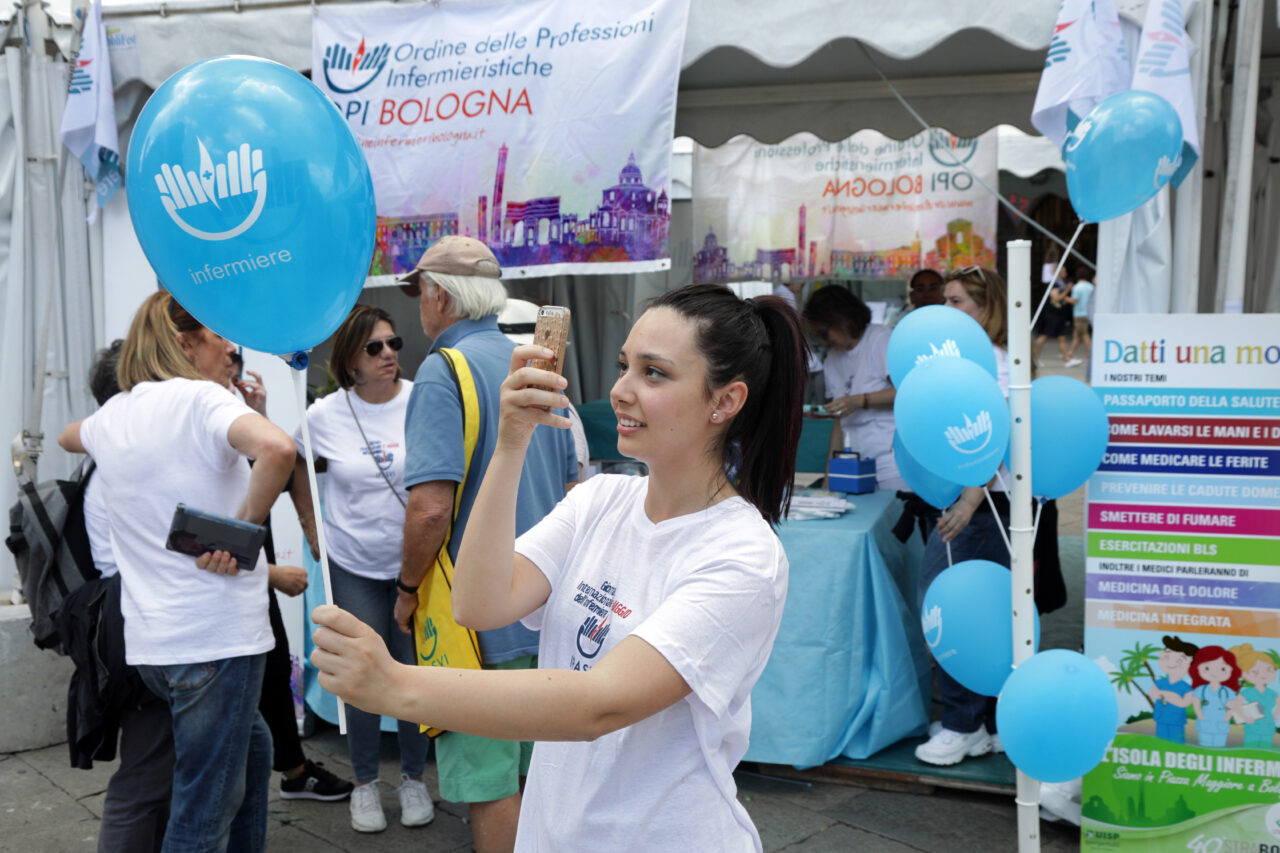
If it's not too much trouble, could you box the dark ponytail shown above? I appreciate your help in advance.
[650,284,810,525]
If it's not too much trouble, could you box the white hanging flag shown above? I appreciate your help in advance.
[59,0,121,220]
[1131,0,1200,187]
[1031,0,1131,149]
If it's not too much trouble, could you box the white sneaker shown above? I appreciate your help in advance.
[915,725,993,766]
[349,781,386,833]
[1065,357,1084,368]
[397,775,435,827]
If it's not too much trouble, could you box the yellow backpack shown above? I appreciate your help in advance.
[412,346,483,737]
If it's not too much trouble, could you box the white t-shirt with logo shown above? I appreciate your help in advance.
[823,323,905,490]
[79,378,272,666]
[513,474,789,852]
[294,381,410,579]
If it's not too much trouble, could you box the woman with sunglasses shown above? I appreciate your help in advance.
[288,305,433,833]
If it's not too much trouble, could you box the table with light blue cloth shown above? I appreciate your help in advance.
[746,489,931,768]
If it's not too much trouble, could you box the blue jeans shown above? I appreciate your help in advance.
[137,654,271,853]
[330,563,429,783]
[921,510,1011,735]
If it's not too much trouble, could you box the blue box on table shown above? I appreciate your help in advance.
[828,451,876,494]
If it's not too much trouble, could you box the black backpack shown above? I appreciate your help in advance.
[4,460,98,654]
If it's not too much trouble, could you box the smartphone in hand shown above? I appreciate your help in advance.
[526,307,570,405]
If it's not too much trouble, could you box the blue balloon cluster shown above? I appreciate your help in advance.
[127,56,376,355]
[1064,90,1184,223]
[996,650,1118,782]
[921,560,1039,697]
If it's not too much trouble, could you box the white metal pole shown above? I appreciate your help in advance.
[1218,0,1263,313]
[1006,239,1040,853]
[1170,0,1214,314]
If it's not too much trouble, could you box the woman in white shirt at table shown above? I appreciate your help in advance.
[801,286,904,491]
[310,283,811,851]
[288,304,432,833]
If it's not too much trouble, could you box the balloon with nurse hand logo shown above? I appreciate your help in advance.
[127,56,376,354]
[1064,89,1183,223]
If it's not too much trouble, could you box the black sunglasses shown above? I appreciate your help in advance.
[363,335,403,357]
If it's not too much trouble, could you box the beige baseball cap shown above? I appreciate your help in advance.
[397,235,502,287]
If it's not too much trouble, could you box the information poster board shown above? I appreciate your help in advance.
[1082,314,1280,851]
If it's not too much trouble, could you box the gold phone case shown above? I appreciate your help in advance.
[527,306,570,388]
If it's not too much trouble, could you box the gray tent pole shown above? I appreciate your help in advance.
[1170,0,1214,314]
[1217,0,1263,313]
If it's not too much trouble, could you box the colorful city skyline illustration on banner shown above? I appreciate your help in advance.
[692,129,998,283]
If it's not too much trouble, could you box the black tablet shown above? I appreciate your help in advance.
[165,503,267,572]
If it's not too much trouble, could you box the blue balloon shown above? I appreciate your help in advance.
[1015,376,1110,499]
[1064,90,1183,223]
[894,357,1010,487]
[921,560,1039,697]
[887,305,998,387]
[127,56,376,354]
[996,650,1118,783]
[893,432,963,510]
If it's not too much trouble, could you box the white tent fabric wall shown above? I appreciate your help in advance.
[0,6,101,596]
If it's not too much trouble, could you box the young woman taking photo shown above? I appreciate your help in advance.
[311,283,809,850]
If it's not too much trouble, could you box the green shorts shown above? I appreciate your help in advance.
[435,655,536,803]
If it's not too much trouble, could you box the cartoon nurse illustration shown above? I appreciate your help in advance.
[1147,635,1198,743]
[1230,644,1280,749]
[1187,646,1246,748]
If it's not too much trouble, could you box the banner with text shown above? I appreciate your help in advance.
[313,0,688,282]
[691,129,997,284]
[1082,314,1280,851]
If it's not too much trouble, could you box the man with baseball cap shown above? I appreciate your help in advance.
[396,236,577,852]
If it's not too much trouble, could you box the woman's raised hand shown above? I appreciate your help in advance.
[497,345,573,450]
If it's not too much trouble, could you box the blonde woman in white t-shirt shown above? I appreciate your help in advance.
[286,304,432,833]
[58,292,295,853]
[311,284,811,851]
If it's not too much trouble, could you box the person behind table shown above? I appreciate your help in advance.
[907,268,946,311]
[1064,267,1094,367]
[62,339,175,853]
[914,266,1013,767]
[1145,635,1197,744]
[1188,646,1246,748]
[286,304,431,832]
[57,292,295,852]
[311,282,808,851]
[394,237,577,852]
[216,354,356,807]
[1228,643,1280,748]
[801,285,904,491]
